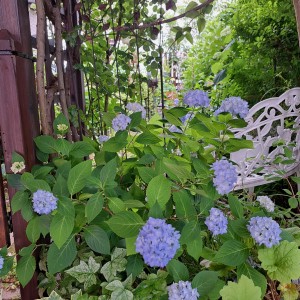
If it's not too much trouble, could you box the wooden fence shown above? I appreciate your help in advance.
[0,0,84,298]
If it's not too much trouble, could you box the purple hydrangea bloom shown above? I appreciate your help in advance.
[174,98,180,106]
[168,281,199,300]
[136,217,180,268]
[169,125,183,134]
[126,102,146,119]
[112,114,131,131]
[180,112,193,124]
[247,217,281,248]
[205,208,228,236]
[183,90,210,107]
[0,255,4,270]
[98,135,109,143]
[215,97,249,118]
[212,159,237,195]
[32,190,58,215]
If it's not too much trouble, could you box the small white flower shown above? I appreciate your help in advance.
[11,161,25,174]
[257,196,275,212]
[57,124,68,132]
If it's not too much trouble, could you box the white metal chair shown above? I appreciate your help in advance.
[231,88,300,191]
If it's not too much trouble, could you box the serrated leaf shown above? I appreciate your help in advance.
[16,255,36,287]
[40,290,64,300]
[220,275,261,300]
[173,190,197,221]
[103,131,128,152]
[85,193,104,223]
[126,255,143,278]
[146,175,171,208]
[50,197,75,248]
[47,235,77,274]
[136,130,161,144]
[83,225,110,254]
[258,241,300,283]
[34,135,58,154]
[228,194,244,218]
[21,172,51,192]
[66,257,100,290]
[192,271,218,296]
[108,197,126,213]
[197,17,206,33]
[214,240,249,266]
[69,141,95,158]
[166,259,189,282]
[67,160,92,195]
[180,220,201,244]
[186,234,203,261]
[237,263,267,296]
[107,211,144,238]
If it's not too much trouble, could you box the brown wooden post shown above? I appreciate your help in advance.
[0,0,40,299]
[0,169,10,247]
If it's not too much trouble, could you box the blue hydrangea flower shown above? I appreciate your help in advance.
[112,114,131,131]
[32,190,58,215]
[183,90,210,107]
[247,217,281,248]
[126,102,146,119]
[169,125,183,133]
[98,135,109,143]
[174,98,180,106]
[0,255,4,270]
[168,281,199,300]
[136,217,180,268]
[212,159,237,195]
[180,112,193,124]
[256,196,275,212]
[205,208,228,236]
[215,97,249,118]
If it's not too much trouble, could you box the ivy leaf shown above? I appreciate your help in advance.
[258,241,300,283]
[65,257,100,290]
[100,248,127,282]
[40,291,64,300]
[220,275,261,300]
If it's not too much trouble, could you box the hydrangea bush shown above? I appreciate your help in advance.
[3,93,300,299]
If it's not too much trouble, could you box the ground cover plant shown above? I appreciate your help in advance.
[1,92,300,299]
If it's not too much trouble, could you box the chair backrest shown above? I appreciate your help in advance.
[231,88,300,190]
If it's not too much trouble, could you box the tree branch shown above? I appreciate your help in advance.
[115,0,215,32]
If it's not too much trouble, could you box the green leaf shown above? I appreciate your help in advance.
[136,130,161,144]
[21,172,51,192]
[69,141,95,158]
[100,158,117,188]
[197,17,206,33]
[16,255,36,287]
[163,158,192,181]
[258,241,300,283]
[192,271,218,296]
[100,248,127,282]
[180,220,201,244]
[225,138,253,152]
[108,197,126,213]
[137,167,156,184]
[67,160,92,195]
[107,211,144,238]
[34,135,58,154]
[83,225,110,255]
[65,257,100,290]
[237,263,267,296]
[125,236,137,256]
[146,175,171,208]
[11,191,29,213]
[103,131,128,152]
[12,152,25,163]
[26,216,42,243]
[50,197,75,248]
[126,255,143,278]
[186,234,203,261]
[47,235,77,274]
[228,194,244,218]
[7,174,23,190]
[85,192,104,223]
[40,291,64,300]
[220,275,261,300]
[214,240,249,266]
[173,190,197,221]
[53,174,69,197]
[32,166,53,179]
[166,259,189,282]
[55,139,72,156]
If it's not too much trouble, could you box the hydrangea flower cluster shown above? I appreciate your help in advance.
[32,190,58,215]
[205,207,228,236]
[126,102,146,119]
[212,159,237,195]
[247,216,281,248]
[215,97,249,118]
[183,90,210,107]
[256,196,275,212]
[173,98,180,106]
[0,255,4,270]
[168,281,199,300]
[136,217,180,268]
[98,135,109,143]
[11,161,25,174]
[111,114,131,132]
